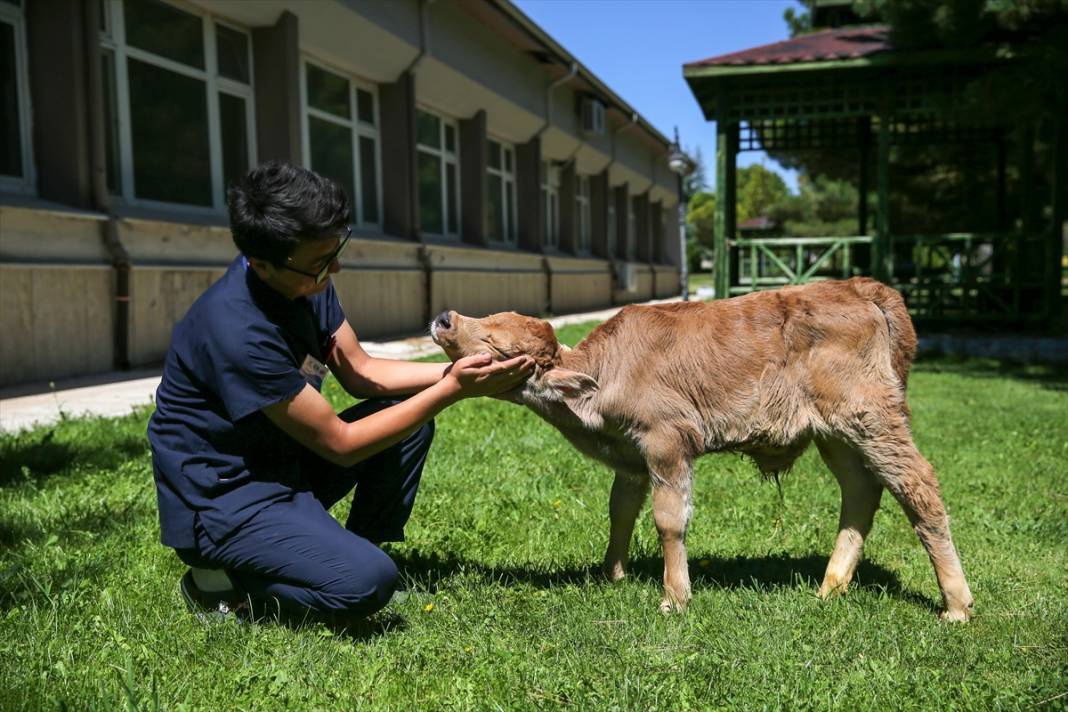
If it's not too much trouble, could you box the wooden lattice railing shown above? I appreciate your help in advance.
[728,232,1051,323]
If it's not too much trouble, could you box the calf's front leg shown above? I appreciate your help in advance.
[650,460,694,613]
[603,470,649,582]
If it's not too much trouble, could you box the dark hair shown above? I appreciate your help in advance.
[227,160,350,264]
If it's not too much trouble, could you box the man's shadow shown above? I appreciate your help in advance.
[391,550,939,614]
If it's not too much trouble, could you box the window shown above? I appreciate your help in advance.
[416,108,460,237]
[486,139,516,244]
[0,0,33,192]
[575,175,591,254]
[99,0,255,210]
[302,59,381,228]
[541,161,560,249]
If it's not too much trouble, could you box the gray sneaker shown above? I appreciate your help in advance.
[179,570,247,624]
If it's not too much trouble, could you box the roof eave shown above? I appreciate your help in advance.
[486,0,673,150]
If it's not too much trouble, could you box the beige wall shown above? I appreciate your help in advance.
[0,265,115,386]
[129,267,226,366]
[1,206,674,386]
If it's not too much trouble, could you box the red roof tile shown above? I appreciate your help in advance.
[738,216,777,230]
[685,26,891,68]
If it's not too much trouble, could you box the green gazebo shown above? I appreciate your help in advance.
[683,19,1066,325]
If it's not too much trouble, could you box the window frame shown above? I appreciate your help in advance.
[0,0,35,194]
[299,55,383,230]
[541,161,560,250]
[415,106,461,240]
[574,174,591,255]
[99,0,257,214]
[486,137,517,245]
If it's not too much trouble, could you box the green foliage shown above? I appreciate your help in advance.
[2,336,1067,708]
[770,173,866,237]
[737,164,791,224]
[682,145,708,202]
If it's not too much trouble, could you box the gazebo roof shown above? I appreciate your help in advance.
[685,26,891,70]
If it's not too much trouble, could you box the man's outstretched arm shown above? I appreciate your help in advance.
[327,320,450,398]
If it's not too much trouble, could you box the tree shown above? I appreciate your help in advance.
[682,145,708,203]
[736,164,790,223]
[769,174,864,237]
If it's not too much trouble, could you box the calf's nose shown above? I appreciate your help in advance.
[434,310,452,330]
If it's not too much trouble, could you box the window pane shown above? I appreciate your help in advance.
[359,135,378,224]
[356,88,374,125]
[101,50,121,194]
[0,21,23,177]
[488,140,501,170]
[128,58,211,205]
[219,92,248,194]
[417,111,439,149]
[505,181,516,242]
[124,0,204,69]
[308,115,355,210]
[215,24,249,83]
[486,174,502,240]
[504,148,512,174]
[418,151,443,234]
[306,63,350,119]
[445,162,458,234]
[444,124,456,154]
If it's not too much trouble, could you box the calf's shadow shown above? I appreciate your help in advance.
[391,550,939,614]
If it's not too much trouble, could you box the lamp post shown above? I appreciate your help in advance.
[667,127,696,301]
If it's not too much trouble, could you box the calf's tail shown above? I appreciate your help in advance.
[851,277,917,391]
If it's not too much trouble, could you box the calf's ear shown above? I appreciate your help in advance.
[540,368,599,401]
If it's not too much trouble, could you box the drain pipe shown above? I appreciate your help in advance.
[538,62,578,139]
[405,0,432,75]
[405,0,434,323]
[84,0,131,370]
[604,113,638,292]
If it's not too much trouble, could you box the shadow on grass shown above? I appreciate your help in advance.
[914,354,1068,392]
[0,425,149,487]
[393,550,939,614]
[245,605,408,642]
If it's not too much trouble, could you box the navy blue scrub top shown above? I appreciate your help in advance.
[148,256,345,549]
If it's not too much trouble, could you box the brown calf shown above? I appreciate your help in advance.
[431,278,973,621]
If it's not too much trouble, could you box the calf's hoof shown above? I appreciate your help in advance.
[602,561,627,583]
[658,594,689,614]
[939,602,973,623]
[817,576,849,600]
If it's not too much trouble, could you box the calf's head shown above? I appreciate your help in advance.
[430,310,598,403]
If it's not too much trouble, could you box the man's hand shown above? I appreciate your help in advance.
[444,353,535,399]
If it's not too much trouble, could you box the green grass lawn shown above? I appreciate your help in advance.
[1,321,1066,709]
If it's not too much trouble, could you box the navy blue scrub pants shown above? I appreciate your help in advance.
[176,399,434,619]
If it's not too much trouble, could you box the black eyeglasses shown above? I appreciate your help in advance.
[281,228,351,284]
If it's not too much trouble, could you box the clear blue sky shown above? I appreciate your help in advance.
[513,0,801,193]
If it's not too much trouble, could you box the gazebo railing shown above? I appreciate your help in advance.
[890,231,1048,323]
[727,232,1049,322]
[730,235,872,295]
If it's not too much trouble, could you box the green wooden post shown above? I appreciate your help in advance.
[872,112,891,283]
[714,100,737,299]
[1050,114,1067,322]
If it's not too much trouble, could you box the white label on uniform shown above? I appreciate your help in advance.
[299,354,329,383]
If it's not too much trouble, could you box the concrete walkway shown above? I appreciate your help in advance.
[0,300,678,433]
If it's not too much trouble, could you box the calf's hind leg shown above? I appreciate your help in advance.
[859,421,974,621]
[603,470,649,582]
[815,437,883,598]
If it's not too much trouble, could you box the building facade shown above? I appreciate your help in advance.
[0,0,682,387]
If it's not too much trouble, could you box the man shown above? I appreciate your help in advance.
[147,161,533,623]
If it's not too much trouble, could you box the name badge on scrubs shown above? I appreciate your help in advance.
[299,354,329,384]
